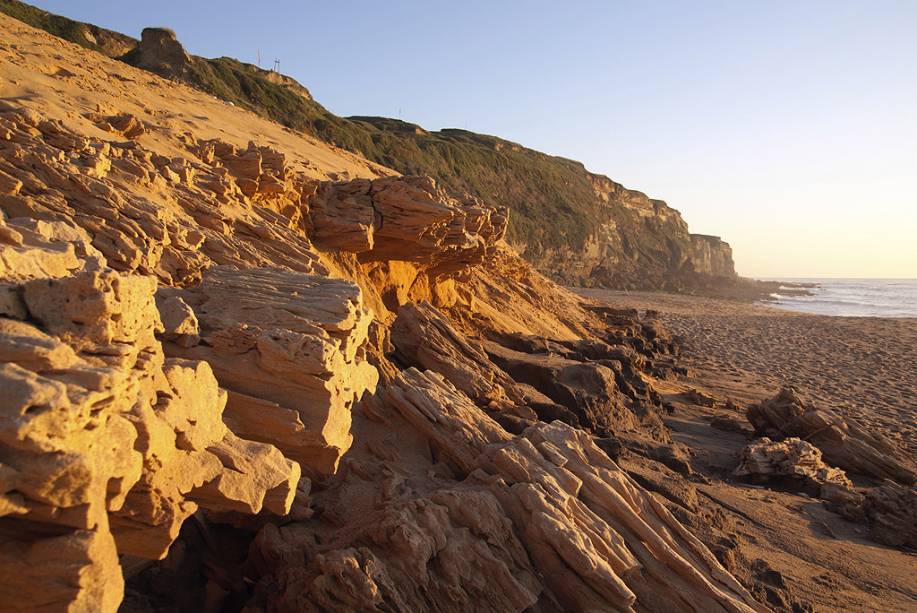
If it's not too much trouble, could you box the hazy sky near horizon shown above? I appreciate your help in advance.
[29,1,917,278]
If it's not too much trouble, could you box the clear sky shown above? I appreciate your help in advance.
[29,1,917,278]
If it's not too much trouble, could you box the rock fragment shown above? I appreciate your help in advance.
[734,437,853,493]
[747,387,916,484]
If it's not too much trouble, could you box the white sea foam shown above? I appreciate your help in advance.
[758,279,917,317]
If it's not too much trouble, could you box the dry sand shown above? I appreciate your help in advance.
[0,15,391,182]
[579,289,917,457]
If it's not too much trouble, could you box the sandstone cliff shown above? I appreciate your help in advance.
[0,0,738,290]
[0,14,773,611]
[689,234,735,279]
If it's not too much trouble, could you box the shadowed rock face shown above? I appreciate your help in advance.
[485,341,643,439]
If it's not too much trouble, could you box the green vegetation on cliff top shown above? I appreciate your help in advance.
[0,0,610,258]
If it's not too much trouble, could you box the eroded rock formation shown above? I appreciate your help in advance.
[747,388,916,485]
[309,175,507,274]
[0,223,300,611]
[0,15,775,611]
[249,369,765,612]
[733,437,852,493]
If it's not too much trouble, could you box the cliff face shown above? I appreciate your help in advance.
[0,0,738,290]
[523,172,736,289]
[690,234,736,278]
[321,125,739,290]
[0,14,767,611]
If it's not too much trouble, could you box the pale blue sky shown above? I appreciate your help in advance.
[30,1,917,277]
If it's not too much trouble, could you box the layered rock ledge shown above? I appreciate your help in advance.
[166,265,379,477]
[0,223,301,610]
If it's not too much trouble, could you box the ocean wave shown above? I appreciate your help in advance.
[763,280,917,318]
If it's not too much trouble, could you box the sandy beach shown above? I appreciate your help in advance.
[579,289,917,457]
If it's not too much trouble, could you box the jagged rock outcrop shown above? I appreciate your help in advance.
[0,223,299,611]
[308,175,507,275]
[388,300,697,476]
[249,486,541,612]
[248,368,764,612]
[481,332,698,476]
[155,293,199,347]
[167,265,379,477]
[747,388,916,485]
[733,438,852,493]
[135,27,193,78]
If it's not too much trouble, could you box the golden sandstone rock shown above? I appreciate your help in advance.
[0,14,803,611]
[0,230,300,610]
[169,265,379,477]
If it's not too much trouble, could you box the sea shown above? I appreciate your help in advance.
[760,279,917,318]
